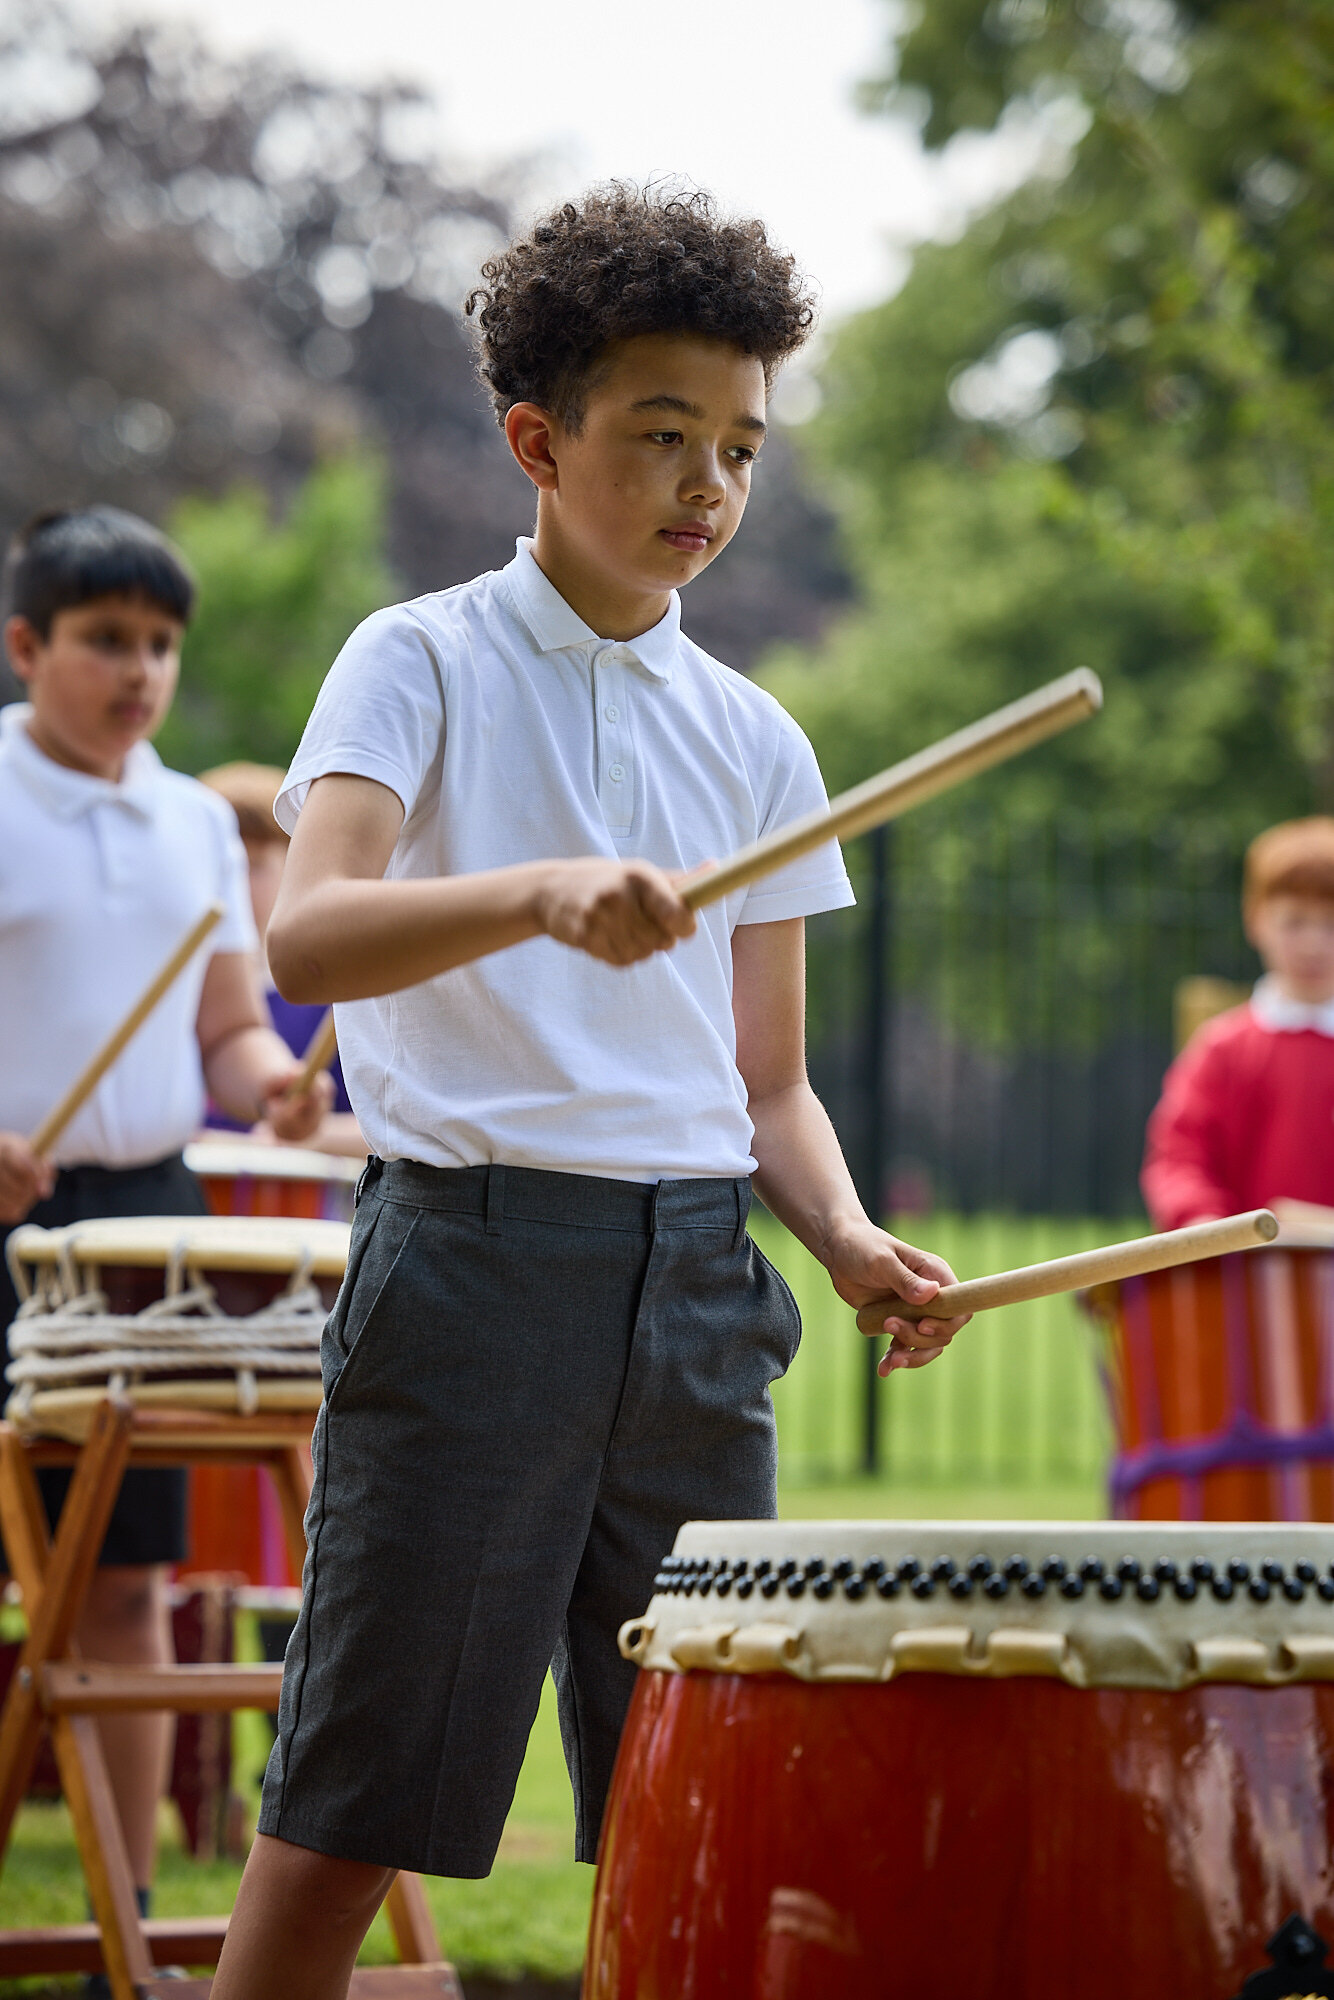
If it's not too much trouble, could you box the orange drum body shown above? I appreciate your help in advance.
[186,1139,361,1223]
[588,1521,1334,2000]
[187,1148,357,1585]
[1093,1241,1334,1520]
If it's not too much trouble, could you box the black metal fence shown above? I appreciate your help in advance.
[807,806,1259,1225]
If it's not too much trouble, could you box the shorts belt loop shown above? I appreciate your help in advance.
[486,1163,506,1235]
[354,1157,383,1208]
[648,1179,662,1235]
[734,1179,746,1250]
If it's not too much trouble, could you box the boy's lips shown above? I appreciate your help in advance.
[659,524,714,554]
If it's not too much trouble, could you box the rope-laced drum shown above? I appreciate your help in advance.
[3,1214,348,1441]
[590,1519,1334,2000]
[185,1138,362,1223]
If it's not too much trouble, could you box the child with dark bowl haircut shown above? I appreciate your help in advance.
[212,185,969,2000]
[0,506,330,1935]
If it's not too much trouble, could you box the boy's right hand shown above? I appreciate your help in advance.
[0,1133,55,1226]
[534,859,695,966]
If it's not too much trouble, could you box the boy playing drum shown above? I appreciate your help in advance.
[0,506,330,1925]
[214,186,967,1999]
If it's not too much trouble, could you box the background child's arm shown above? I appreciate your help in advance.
[734,917,969,1372]
[267,773,694,1002]
[0,1133,54,1226]
[197,952,333,1144]
[1140,1034,1235,1229]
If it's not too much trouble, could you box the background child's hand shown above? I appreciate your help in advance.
[535,858,695,966]
[260,1068,335,1146]
[821,1220,970,1373]
[0,1132,55,1225]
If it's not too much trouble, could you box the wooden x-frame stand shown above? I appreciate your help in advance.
[0,1395,462,1997]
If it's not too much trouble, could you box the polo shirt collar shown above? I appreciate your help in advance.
[503,538,678,683]
[1251,973,1334,1038]
[0,702,161,821]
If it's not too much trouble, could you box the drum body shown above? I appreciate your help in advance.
[588,1520,1334,2000]
[3,1214,346,1438]
[4,1215,347,1586]
[1091,1240,1334,1519]
[186,1139,361,1223]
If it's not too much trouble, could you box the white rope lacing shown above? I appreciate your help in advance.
[5,1243,326,1420]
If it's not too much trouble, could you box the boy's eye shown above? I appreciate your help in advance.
[727,445,758,465]
[648,430,682,445]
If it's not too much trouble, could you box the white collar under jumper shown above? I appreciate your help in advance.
[0,706,255,1168]
[278,540,854,1181]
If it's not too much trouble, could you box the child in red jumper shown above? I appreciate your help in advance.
[1142,818,1334,1229]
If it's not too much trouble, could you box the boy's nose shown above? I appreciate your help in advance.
[683,456,726,502]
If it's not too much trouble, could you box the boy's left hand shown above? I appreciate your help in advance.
[260,1068,335,1146]
[822,1221,970,1374]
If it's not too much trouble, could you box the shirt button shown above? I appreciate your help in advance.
[604,704,620,723]
[608,763,625,783]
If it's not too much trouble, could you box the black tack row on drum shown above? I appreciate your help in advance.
[653,1550,1334,1606]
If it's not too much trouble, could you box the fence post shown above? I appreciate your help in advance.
[860,824,892,1477]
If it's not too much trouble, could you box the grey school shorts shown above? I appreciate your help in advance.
[257,1157,801,1878]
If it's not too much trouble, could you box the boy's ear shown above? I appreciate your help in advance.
[504,403,561,493]
[3,614,42,684]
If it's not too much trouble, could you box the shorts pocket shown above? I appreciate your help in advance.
[321,1198,421,1404]
[752,1243,803,1373]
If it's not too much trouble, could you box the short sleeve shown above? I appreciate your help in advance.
[734,713,856,926]
[196,789,258,955]
[275,604,446,832]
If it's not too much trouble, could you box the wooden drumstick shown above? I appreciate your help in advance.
[282,1009,337,1101]
[855,1209,1279,1331]
[29,904,224,1158]
[682,667,1102,912]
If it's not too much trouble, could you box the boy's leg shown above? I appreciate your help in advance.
[552,1179,800,1857]
[75,1565,175,1889]
[212,1835,394,2000]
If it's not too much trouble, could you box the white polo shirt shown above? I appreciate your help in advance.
[279,539,854,1181]
[0,705,255,1168]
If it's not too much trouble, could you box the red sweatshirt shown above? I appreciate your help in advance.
[1142,1002,1334,1229]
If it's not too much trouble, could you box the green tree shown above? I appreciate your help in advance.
[764,0,1334,835]
[157,453,398,773]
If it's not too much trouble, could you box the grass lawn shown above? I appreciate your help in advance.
[0,1213,1119,1990]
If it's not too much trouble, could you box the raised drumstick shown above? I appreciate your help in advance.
[856,1209,1279,1335]
[282,1009,337,1101]
[682,668,1102,912]
[29,904,224,1158]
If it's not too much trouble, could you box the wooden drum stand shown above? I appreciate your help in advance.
[0,1395,460,1998]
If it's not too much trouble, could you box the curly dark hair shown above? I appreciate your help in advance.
[465,183,817,428]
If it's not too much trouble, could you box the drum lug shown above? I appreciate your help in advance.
[1235,1913,1334,1997]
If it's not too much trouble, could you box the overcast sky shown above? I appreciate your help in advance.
[79,0,1057,327]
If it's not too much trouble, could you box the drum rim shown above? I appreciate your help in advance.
[185,1138,363,1185]
[8,1213,351,1276]
[624,1518,1334,1692]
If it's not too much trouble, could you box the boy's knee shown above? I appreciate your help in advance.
[250,1833,394,1929]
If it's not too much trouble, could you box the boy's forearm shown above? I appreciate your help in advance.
[267,867,551,1004]
[203,1026,304,1124]
[748,1079,871,1268]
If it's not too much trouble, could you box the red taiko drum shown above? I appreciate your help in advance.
[186,1138,361,1223]
[1088,1239,1334,1520]
[587,1520,1334,2000]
